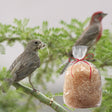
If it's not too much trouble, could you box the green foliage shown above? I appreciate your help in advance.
[0,44,5,54]
[93,78,112,112]
[0,18,112,112]
[45,92,63,98]
[0,90,37,112]
[0,67,11,80]
[0,68,38,112]
[63,104,75,111]
[93,30,112,68]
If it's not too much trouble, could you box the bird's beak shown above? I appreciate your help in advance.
[102,13,108,18]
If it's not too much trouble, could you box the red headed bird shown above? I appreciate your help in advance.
[61,11,107,74]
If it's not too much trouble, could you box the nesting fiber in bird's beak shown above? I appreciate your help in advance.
[38,42,46,49]
[102,13,108,18]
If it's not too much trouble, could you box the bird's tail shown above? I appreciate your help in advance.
[0,68,17,93]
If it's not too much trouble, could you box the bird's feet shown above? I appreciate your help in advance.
[32,88,37,92]
[32,88,39,94]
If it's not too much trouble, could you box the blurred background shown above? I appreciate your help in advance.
[0,0,112,112]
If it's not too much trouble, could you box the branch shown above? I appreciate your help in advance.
[0,37,32,43]
[13,83,67,112]
[0,37,22,42]
[100,61,112,68]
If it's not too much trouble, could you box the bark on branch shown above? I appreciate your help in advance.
[13,83,67,112]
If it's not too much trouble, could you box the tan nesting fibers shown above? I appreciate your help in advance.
[63,61,102,108]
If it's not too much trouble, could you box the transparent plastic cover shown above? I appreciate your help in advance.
[72,46,88,59]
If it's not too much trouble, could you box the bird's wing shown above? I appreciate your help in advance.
[15,55,40,82]
[9,54,23,73]
[9,52,40,82]
[75,24,100,46]
[16,56,40,74]
[10,53,40,74]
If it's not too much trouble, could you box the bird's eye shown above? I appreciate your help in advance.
[35,41,38,44]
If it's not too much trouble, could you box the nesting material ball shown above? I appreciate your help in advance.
[63,61,102,108]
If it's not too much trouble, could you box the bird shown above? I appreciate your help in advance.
[61,11,107,74]
[2,39,45,92]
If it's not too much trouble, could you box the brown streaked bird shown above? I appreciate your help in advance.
[61,11,107,74]
[2,39,45,92]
